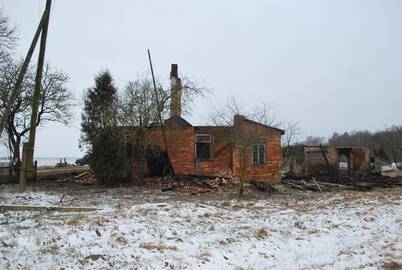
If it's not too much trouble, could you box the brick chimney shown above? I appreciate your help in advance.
[170,64,182,118]
[233,114,246,125]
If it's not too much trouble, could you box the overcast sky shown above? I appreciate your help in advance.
[1,0,401,158]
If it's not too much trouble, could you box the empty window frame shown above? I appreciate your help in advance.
[252,144,266,165]
[196,134,212,160]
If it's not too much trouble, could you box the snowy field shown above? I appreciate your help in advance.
[0,185,401,269]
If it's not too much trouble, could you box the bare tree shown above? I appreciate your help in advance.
[179,76,207,116]
[281,121,301,170]
[210,97,279,126]
[0,59,74,176]
[302,135,326,146]
[328,127,402,168]
[118,75,166,127]
[117,75,163,180]
[377,126,402,169]
[118,73,207,179]
[210,97,293,197]
[0,9,17,64]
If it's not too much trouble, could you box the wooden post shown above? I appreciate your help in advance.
[320,144,336,181]
[18,143,29,192]
[33,160,38,181]
[312,177,323,193]
[8,164,12,181]
[26,0,52,178]
[147,49,175,176]
[0,9,49,138]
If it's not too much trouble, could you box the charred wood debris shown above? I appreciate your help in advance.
[71,170,402,194]
[282,172,402,192]
[73,169,276,195]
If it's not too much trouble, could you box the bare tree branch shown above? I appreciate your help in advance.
[0,59,74,175]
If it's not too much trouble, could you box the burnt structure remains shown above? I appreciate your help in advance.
[128,64,284,182]
[285,144,370,177]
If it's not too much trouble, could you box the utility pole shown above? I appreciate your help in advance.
[147,49,175,176]
[25,0,52,180]
[16,0,52,192]
[0,9,49,138]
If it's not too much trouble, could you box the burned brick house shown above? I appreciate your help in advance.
[127,64,284,182]
[285,144,370,176]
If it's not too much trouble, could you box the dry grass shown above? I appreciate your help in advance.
[113,202,128,210]
[383,260,402,270]
[198,212,211,218]
[41,245,59,255]
[197,251,212,262]
[140,242,178,251]
[256,228,269,240]
[85,254,106,261]
[137,208,156,216]
[93,216,110,226]
[66,217,82,226]
[220,201,230,207]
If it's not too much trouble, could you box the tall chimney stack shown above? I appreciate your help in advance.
[170,64,182,118]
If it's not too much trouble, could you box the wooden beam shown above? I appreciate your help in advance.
[0,205,98,212]
[147,49,175,176]
[26,0,52,178]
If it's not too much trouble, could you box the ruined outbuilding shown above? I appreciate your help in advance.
[128,64,284,182]
[285,144,370,176]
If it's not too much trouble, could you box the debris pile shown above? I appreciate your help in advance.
[71,168,276,195]
[73,172,96,185]
[283,174,402,192]
[143,174,239,195]
[249,180,277,193]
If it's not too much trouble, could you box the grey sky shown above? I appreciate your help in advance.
[1,0,401,157]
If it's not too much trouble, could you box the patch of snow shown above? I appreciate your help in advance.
[0,189,401,269]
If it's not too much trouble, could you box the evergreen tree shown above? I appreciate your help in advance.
[81,70,117,148]
[81,70,125,184]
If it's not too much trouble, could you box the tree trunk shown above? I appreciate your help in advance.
[18,142,29,192]
[11,137,21,179]
[237,146,247,199]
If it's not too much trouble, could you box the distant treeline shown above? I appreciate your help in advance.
[327,126,402,164]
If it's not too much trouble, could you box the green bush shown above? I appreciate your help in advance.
[89,128,127,185]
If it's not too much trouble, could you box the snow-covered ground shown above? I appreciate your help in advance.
[0,186,401,269]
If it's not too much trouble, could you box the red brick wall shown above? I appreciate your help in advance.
[351,148,370,172]
[231,118,283,182]
[304,147,338,175]
[232,135,282,182]
[195,127,232,175]
[129,120,283,181]
[146,127,195,175]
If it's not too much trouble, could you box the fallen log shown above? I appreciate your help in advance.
[161,186,176,192]
[36,166,90,180]
[284,175,402,192]
[282,180,307,190]
[302,183,331,192]
[1,239,14,248]
[314,181,350,189]
[0,205,98,212]
[283,179,351,192]
[74,171,89,179]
